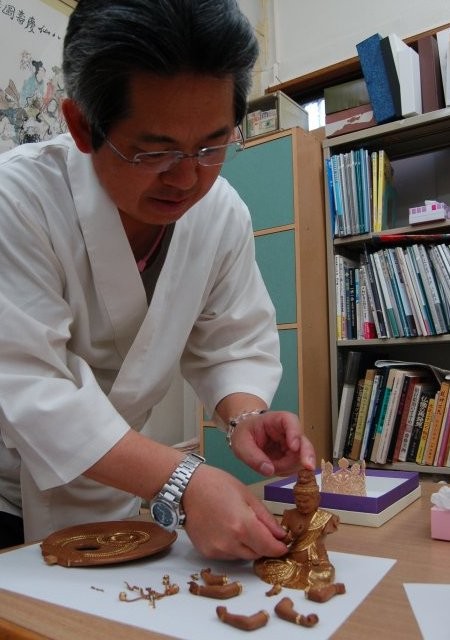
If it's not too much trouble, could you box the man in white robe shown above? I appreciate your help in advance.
[0,0,316,556]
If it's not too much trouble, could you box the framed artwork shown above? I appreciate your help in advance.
[0,0,75,152]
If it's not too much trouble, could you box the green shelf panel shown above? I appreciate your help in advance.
[221,135,294,231]
[271,328,299,414]
[255,230,297,325]
[203,427,265,484]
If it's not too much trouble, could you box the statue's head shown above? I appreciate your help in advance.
[293,469,320,513]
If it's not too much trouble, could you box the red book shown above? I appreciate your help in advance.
[417,35,445,113]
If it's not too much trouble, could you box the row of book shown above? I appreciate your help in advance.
[326,148,395,237]
[335,241,450,340]
[334,355,450,469]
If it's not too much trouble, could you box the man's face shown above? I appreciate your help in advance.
[90,72,236,228]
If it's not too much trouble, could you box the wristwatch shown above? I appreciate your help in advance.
[150,453,205,531]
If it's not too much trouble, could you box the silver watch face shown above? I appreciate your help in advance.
[151,500,178,531]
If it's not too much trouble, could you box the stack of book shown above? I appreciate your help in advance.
[326,147,395,237]
[334,241,450,340]
[334,356,450,469]
[324,78,376,138]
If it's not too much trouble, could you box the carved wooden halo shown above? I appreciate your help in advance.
[41,521,177,567]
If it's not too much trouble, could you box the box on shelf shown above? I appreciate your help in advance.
[244,91,309,140]
[324,78,371,115]
[409,200,450,225]
[325,103,376,138]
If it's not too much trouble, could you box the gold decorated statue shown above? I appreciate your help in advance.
[254,469,340,590]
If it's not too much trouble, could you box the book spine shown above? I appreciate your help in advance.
[406,392,431,462]
[417,34,445,112]
[415,244,447,334]
[349,369,375,460]
[360,372,382,459]
[424,382,450,465]
[395,246,425,336]
[397,383,424,462]
[343,378,365,457]
[416,396,436,464]
[333,351,362,459]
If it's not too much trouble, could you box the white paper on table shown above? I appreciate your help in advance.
[0,530,395,640]
[404,583,450,640]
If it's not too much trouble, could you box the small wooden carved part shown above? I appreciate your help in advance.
[305,582,346,603]
[265,584,282,596]
[188,580,242,599]
[274,597,319,627]
[216,606,269,631]
[200,567,228,585]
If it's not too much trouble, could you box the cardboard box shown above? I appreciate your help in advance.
[325,103,376,138]
[245,91,309,139]
[431,506,450,540]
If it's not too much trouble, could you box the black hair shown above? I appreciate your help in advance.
[63,0,258,148]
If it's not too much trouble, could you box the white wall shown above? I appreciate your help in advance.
[271,0,449,84]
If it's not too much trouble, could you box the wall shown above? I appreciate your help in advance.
[271,0,449,85]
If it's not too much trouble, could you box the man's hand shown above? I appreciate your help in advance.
[229,410,316,477]
[182,463,289,560]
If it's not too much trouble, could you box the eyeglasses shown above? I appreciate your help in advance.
[102,127,245,174]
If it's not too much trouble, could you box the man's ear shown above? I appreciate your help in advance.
[61,98,93,153]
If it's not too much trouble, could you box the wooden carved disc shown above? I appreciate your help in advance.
[41,520,177,567]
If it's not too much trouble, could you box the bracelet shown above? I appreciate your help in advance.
[226,409,268,448]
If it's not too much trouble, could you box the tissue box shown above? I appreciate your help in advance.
[431,506,450,540]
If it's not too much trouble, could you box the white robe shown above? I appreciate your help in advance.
[0,134,281,541]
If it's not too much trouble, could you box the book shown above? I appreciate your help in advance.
[391,375,427,462]
[359,266,377,339]
[398,381,434,462]
[377,369,423,464]
[436,28,450,106]
[397,41,422,117]
[417,34,446,112]
[380,34,421,117]
[424,380,450,465]
[370,367,398,462]
[394,246,426,336]
[386,247,417,337]
[360,370,383,459]
[376,149,395,232]
[264,469,420,527]
[362,246,388,337]
[333,350,362,459]
[406,390,433,462]
[343,377,365,457]
[349,368,376,460]
[413,244,447,334]
[433,391,450,467]
[416,396,436,464]
[356,33,398,124]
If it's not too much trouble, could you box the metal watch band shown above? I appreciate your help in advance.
[158,452,205,519]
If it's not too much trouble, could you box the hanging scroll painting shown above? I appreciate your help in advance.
[0,0,74,152]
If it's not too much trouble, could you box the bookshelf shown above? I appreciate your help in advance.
[323,107,450,476]
[200,127,331,483]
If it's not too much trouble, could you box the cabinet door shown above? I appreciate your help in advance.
[221,135,295,230]
[201,132,300,482]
